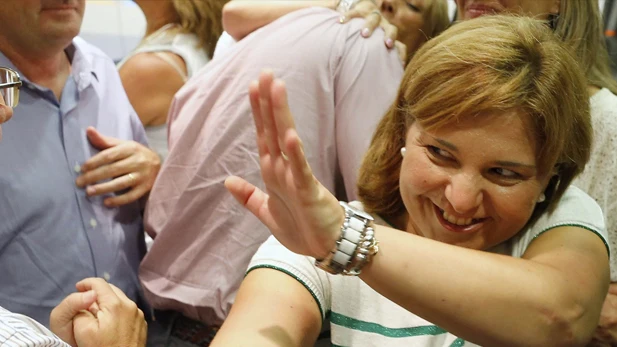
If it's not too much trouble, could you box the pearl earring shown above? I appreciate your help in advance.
[537,193,546,203]
[400,147,407,157]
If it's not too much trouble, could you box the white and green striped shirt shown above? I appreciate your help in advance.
[249,185,608,347]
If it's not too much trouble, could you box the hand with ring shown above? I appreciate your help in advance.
[75,127,161,207]
[338,0,406,62]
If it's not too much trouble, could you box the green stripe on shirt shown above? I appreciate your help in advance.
[330,311,447,338]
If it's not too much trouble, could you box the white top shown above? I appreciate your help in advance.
[249,186,608,346]
[117,24,210,161]
[213,31,237,59]
[573,88,617,280]
[0,307,69,347]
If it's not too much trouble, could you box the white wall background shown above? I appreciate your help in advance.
[80,0,146,62]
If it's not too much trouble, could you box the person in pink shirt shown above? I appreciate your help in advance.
[140,3,448,346]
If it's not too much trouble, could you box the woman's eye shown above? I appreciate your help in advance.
[427,146,453,160]
[406,2,420,12]
[491,168,521,179]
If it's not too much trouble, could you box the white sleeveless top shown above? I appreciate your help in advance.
[118,24,210,161]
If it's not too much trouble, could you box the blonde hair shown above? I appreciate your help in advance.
[553,0,617,93]
[357,15,592,223]
[171,0,229,58]
[423,0,450,41]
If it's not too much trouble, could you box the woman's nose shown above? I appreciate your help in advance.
[444,174,483,215]
[381,0,395,13]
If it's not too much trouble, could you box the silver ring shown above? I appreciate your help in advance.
[127,173,136,184]
[370,10,381,18]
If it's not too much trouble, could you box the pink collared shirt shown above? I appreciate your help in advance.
[139,8,404,325]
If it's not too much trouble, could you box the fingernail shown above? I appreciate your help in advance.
[83,290,96,303]
[76,178,83,187]
[361,28,370,37]
[386,38,394,48]
[339,16,345,23]
[86,186,95,195]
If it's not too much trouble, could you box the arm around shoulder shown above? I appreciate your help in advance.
[222,0,336,41]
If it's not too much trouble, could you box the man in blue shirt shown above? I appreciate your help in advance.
[0,0,160,326]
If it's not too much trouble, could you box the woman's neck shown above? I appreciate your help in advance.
[137,1,179,37]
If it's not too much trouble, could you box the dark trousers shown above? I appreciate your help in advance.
[146,310,219,347]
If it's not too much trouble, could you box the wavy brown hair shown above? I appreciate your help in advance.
[357,15,592,224]
[552,0,617,93]
[172,0,229,58]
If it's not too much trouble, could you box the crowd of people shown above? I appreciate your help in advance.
[0,0,616,346]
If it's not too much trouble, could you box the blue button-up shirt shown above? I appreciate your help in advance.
[0,37,147,326]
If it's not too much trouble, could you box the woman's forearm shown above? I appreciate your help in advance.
[359,226,607,346]
[222,0,336,41]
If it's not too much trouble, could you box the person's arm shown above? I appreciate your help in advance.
[118,52,187,127]
[211,268,322,346]
[225,71,610,346]
[359,224,608,346]
[222,0,335,41]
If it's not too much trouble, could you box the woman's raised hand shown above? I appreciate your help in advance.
[225,70,343,259]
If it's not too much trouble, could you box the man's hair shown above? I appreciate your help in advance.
[357,15,591,224]
[171,0,229,58]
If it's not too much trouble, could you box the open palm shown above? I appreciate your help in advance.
[224,70,343,259]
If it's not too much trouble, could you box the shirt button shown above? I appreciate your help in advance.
[103,272,111,281]
[74,163,81,173]
[89,218,97,228]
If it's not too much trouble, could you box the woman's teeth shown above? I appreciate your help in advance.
[442,210,475,226]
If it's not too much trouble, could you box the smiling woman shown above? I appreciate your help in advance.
[214,14,609,347]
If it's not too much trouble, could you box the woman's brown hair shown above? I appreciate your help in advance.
[553,0,617,93]
[357,15,592,224]
[172,0,229,58]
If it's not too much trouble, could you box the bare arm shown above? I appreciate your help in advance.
[222,0,336,41]
[118,52,186,127]
[211,268,322,347]
[360,225,609,346]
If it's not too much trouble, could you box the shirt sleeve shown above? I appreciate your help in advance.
[0,307,70,347]
[511,185,609,258]
[247,236,332,321]
[334,26,404,201]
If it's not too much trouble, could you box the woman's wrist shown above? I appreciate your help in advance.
[314,202,379,275]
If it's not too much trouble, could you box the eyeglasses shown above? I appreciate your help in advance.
[0,67,22,108]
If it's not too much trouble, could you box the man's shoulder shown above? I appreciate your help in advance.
[72,36,115,65]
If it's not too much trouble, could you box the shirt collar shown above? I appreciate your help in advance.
[0,38,99,93]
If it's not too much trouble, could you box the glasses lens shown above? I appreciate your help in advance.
[0,68,20,108]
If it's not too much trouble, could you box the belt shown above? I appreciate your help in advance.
[153,310,219,347]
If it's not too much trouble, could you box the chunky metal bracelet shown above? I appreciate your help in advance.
[343,227,379,276]
[315,202,378,276]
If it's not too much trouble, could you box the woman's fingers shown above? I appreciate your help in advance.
[394,41,408,65]
[249,80,268,158]
[270,79,296,142]
[258,70,281,158]
[284,130,316,194]
[360,10,382,38]
[381,21,398,49]
[224,176,279,230]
